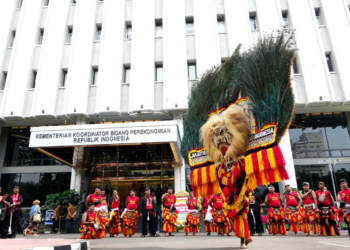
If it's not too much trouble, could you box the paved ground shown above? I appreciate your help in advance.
[2,231,349,250]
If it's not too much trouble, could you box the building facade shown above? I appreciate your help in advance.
[0,0,350,207]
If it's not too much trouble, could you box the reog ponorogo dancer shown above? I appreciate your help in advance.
[183,29,295,249]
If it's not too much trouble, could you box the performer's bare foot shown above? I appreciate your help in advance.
[193,233,196,236]
[294,232,298,235]
[245,238,253,246]
[110,234,114,237]
[218,233,222,237]
[185,233,188,236]
[240,238,247,249]
[305,233,310,236]
[116,234,119,238]
[207,232,211,236]
[227,233,232,236]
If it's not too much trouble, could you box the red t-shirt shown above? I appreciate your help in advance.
[302,192,314,205]
[164,194,176,207]
[267,193,281,207]
[188,197,198,210]
[127,196,139,210]
[202,195,211,208]
[90,194,101,208]
[84,211,96,225]
[212,194,224,210]
[145,196,153,210]
[316,190,331,206]
[285,191,299,207]
[111,199,120,210]
[339,189,350,204]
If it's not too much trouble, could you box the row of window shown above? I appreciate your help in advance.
[249,8,325,31]
[0,52,335,91]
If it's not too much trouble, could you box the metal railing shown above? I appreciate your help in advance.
[292,149,350,158]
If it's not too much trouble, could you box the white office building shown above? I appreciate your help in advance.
[0,0,350,206]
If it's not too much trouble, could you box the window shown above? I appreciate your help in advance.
[1,72,7,90]
[292,57,299,74]
[156,66,163,82]
[93,68,99,85]
[186,19,194,35]
[44,0,50,7]
[124,67,131,83]
[126,25,132,39]
[9,31,16,48]
[39,29,44,45]
[67,27,73,43]
[96,26,102,41]
[217,17,226,33]
[155,21,163,38]
[282,12,289,26]
[32,71,37,88]
[250,13,258,30]
[326,54,333,72]
[62,70,68,87]
[315,10,322,25]
[17,0,23,9]
[188,64,197,80]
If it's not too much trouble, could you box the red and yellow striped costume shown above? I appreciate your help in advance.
[212,209,230,234]
[267,207,287,235]
[109,210,121,235]
[96,215,108,239]
[319,207,340,236]
[184,212,200,234]
[122,210,139,237]
[286,207,301,233]
[203,208,212,232]
[162,209,178,233]
[302,206,319,234]
[338,206,350,235]
[79,211,97,239]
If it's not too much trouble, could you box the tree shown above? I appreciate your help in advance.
[42,189,80,216]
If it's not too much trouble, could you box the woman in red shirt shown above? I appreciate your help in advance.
[109,190,121,237]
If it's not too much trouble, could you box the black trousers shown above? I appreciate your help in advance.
[247,206,263,234]
[142,212,156,236]
[51,219,58,233]
[1,211,20,238]
[65,219,74,233]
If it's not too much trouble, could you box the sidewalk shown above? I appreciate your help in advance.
[3,231,349,250]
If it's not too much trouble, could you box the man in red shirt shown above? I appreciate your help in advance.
[79,203,97,239]
[85,187,102,212]
[300,182,319,236]
[316,181,335,209]
[209,193,230,236]
[337,179,350,236]
[264,184,286,235]
[201,195,212,236]
[123,189,140,237]
[184,192,200,236]
[162,186,176,236]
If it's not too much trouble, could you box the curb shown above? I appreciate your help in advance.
[24,240,90,250]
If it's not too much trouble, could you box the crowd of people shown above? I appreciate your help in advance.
[246,179,350,237]
[0,178,348,239]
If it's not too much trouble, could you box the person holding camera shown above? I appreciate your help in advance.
[337,179,350,236]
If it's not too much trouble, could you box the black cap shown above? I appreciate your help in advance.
[268,184,274,188]
[95,186,101,189]
[302,182,310,186]
[14,186,19,189]
[145,188,150,191]
[167,186,173,190]
[285,184,291,187]
[88,203,95,207]
[339,179,347,184]
[130,189,136,193]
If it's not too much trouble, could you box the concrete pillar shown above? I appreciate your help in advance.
[70,116,86,194]
[180,160,186,191]
[174,165,181,193]
[345,112,350,135]
[279,131,298,190]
